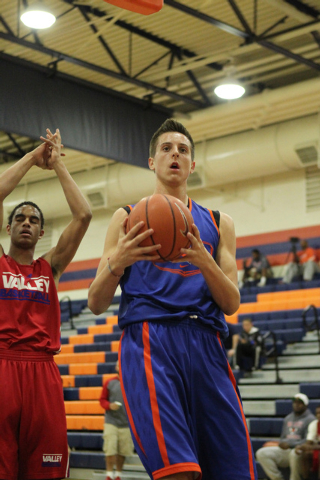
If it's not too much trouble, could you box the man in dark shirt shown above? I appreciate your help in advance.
[100,360,133,480]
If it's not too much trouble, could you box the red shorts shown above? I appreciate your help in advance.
[0,350,69,480]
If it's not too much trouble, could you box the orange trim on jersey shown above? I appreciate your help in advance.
[118,331,146,456]
[188,197,193,213]
[208,209,219,236]
[126,204,133,211]
[217,333,256,480]
[153,462,202,480]
[142,322,170,467]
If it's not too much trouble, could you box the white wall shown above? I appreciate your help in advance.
[0,166,318,263]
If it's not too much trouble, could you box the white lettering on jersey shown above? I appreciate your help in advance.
[2,273,50,293]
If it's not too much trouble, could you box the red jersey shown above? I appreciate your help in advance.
[0,254,61,353]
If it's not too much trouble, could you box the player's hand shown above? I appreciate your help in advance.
[171,223,210,267]
[109,402,120,411]
[278,442,290,450]
[109,217,161,273]
[40,128,64,169]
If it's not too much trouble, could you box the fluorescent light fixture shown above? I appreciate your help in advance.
[214,82,245,100]
[21,5,56,29]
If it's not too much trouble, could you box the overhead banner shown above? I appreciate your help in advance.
[0,55,170,168]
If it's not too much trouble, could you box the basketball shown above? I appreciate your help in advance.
[126,194,194,262]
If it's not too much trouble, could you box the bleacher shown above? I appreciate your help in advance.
[57,229,320,479]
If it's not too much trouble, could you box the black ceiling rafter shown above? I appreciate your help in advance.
[165,0,320,72]
[0,32,206,109]
[165,52,176,88]
[283,0,320,19]
[134,51,171,80]
[312,30,320,49]
[78,6,127,77]
[62,0,223,72]
[259,15,289,38]
[6,133,26,157]
[175,51,212,107]
[227,0,253,36]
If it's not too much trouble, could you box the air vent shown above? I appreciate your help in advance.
[306,165,320,212]
[295,145,318,166]
[187,167,204,190]
[87,191,106,207]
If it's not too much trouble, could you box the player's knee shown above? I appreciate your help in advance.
[256,447,267,462]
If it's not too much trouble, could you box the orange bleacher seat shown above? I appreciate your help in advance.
[87,324,114,335]
[69,364,98,375]
[60,344,74,354]
[61,375,75,388]
[66,415,104,431]
[55,352,105,365]
[257,288,320,303]
[69,334,94,345]
[64,401,104,415]
[79,387,103,400]
[106,315,118,325]
[111,341,120,352]
[102,373,118,384]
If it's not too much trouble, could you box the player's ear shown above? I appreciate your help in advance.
[38,229,44,239]
[190,160,196,174]
[6,224,11,236]
[148,157,155,172]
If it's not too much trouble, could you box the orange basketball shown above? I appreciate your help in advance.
[126,194,194,262]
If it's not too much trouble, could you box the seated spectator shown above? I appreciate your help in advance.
[295,404,320,480]
[235,318,264,372]
[223,322,240,367]
[100,359,134,480]
[239,248,273,288]
[282,240,320,284]
[256,394,315,480]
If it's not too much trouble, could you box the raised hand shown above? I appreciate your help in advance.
[40,128,63,170]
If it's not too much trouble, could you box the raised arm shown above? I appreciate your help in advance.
[176,212,240,316]
[0,142,50,233]
[41,129,92,281]
[88,208,161,315]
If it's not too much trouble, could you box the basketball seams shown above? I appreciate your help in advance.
[162,195,176,260]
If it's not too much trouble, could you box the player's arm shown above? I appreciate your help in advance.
[88,208,161,315]
[178,212,240,315]
[0,142,50,233]
[41,130,92,282]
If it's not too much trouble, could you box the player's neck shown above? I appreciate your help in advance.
[8,245,35,265]
[153,184,188,206]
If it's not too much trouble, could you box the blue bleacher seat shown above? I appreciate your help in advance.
[249,418,283,436]
[64,388,79,401]
[70,451,105,469]
[300,383,320,399]
[68,432,103,450]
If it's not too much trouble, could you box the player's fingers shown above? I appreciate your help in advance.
[191,223,201,240]
[125,220,144,238]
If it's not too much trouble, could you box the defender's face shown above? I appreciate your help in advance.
[7,205,44,248]
[148,131,195,186]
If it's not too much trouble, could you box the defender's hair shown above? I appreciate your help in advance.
[149,119,195,160]
[8,201,45,229]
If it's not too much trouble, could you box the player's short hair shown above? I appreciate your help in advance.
[8,201,45,229]
[149,119,195,160]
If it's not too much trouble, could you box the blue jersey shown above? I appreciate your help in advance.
[118,198,228,337]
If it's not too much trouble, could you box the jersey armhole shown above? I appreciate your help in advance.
[123,206,132,215]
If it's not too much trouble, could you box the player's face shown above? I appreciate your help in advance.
[148,132,195,186]
[7,205,44,249]
[292,399,306,414]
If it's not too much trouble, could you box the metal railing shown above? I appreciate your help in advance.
[262,330,283,384]
[302,304,320,354]
[59,295,74,330]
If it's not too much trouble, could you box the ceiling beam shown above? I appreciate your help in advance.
[165,0,320,72]
[0,32,206,108]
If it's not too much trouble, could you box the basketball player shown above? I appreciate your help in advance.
[0,129,92,480]
[88,119,257,480]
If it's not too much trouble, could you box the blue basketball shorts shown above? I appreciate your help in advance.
[119,319,257,480]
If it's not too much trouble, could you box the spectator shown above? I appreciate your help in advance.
[282,240,320,284]
[100,360,134,480]
[256,394,315,480]
[223,322,240,367]
[295,404,320,480]
[235,318,264,372]
[239,248,273,288]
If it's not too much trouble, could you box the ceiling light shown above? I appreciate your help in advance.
[20,4,56,29]
[214,82,245,100]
